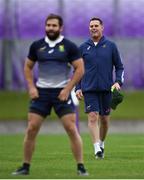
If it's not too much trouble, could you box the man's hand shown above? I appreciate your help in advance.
[75,89,83,100]
[28,86,39,99]
[58,88,70,101]
[111,82,121,91]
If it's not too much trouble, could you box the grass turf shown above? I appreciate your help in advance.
[0,90,144,120]
[0,133,144,179]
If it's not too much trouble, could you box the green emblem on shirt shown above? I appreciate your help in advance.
[59,45,65,52]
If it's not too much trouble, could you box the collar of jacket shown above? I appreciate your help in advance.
[86,35,106,47]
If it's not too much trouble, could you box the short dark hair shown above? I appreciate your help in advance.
[45,13,63,27]
[90,17,103,25]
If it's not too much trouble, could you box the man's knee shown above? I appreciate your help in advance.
[100,116,109,125]
[26,113,43,138]
[64,121,78,136]
[26,123,40,139]
[88,112,99,124]
[61,114,78,135]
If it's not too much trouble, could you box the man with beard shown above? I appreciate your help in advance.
[12,14,88,176]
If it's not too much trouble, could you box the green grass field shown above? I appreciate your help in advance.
[0,133,144,179]
[0,90,144,120]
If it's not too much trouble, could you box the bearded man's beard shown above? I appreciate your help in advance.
[46,31,60,40]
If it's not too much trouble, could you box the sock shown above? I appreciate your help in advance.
[99,140,104,149]
[94,142,101,154]
[23,163,30,171]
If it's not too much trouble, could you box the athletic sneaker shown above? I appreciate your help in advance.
[12,167,29,175]
[77,164,89,176]
[95,150,103,159]
[100,147,104,158]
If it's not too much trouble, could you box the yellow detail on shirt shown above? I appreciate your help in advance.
[59,45,65,52]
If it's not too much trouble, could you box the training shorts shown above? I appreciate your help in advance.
[29,87,75,118]
[83,91,112,115]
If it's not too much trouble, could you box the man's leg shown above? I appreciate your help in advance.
[88,112,100,143]
[87,112,102,158]
[99,115,110,157]
[12,113,44,175]
[61,113,88,176]
[23,113,44,163]
[99,115,110,142]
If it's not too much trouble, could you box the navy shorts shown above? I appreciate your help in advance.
[83,91,112,115]
[29,88,75,118]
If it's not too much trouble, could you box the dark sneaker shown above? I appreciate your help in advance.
[12,167,29,175]
[77,164,89,176]
[95,150,103,159]
[100,147,104,159]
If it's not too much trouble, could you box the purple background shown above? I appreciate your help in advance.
[0,0,144,90]
[1,0,144,38]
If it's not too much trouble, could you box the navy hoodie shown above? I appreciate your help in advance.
[76,36,124,92]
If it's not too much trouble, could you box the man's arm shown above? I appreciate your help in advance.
[58,58,84,101]
[67,58,84,91]
[112,43,124,90]
[24,58,39,99]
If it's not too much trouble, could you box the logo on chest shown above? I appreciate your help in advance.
[102,44,106,48]
[59,45,65,52]
[48,49,54,54]
[39,46,46,51]
[87,46,91,50]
